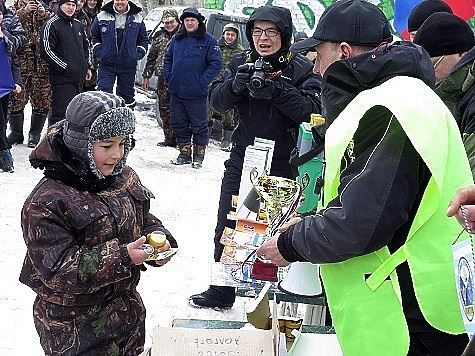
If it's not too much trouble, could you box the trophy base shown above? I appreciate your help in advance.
[250,259,278,282]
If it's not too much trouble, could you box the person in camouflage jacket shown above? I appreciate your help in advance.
[208,23,244,151]
[9,0,52,148]
[142,8,180,147]
[19,91,177,355]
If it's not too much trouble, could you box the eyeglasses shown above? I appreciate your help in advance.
[251,28,280,37]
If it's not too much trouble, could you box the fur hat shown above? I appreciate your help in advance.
[63,91,135,179]
[180,7,205,22]
[414,12,475,57]
[407,0,453,32]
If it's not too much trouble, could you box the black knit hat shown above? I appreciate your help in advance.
[414,12,475,57]
[407,0,453,32]
[63,91,135,179]
[58,0,78,7]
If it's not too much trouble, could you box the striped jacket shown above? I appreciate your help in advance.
[39,8,89,85]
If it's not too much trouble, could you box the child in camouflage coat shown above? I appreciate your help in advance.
[19,91,177,355]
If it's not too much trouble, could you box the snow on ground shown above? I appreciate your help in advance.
[0,93,247,355]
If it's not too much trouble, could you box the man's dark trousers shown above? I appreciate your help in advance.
[49,83,82,126]
[98,65,136,107]
[170,94,208,145]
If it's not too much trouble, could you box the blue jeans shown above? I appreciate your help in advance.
[97,66,136,107]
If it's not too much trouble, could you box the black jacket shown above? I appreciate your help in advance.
[40,9,89,85]
[210,5,321,177]
[278,41,439,331]
[210,52,321,175]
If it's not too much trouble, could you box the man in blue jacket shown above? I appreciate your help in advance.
[163,7,222,169]
[91,0,147,108]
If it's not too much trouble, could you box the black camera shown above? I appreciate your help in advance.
[248,58,273,90]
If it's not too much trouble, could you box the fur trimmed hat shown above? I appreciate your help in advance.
[407,0,453,32]
[63,91,135,179]
[180,7,205,22]
[414,12,475,57]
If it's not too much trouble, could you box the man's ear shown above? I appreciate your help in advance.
[339,42,353,59]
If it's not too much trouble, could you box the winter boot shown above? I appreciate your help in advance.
[171,143,192,165]
[27,109,48,148]
[192,144,206,169]
[0,149,14,173]
[220,129,233,152]
[189,285,235,309]
[7,110,24,145]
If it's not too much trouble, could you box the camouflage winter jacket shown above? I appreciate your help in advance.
[218,36,243,71]
[19,125,176,307]
[435,47,475,177]
[142,27,176,79]
[13,0,51,75]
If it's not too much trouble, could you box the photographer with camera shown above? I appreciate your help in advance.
[189,5,321,309]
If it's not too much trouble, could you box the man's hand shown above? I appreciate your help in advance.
[256,236,290,267]
[85,69,92,81]
[142,78,149,90]
[247,79,282,100]
[36,3,46,15]
[447,185,475,231]
[25,1,38,14]
[13,84,21,94]
[231,64,251,94]
[146,240,173,267]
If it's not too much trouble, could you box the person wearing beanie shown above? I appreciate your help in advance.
[209,22,244,151]
[40,0,91,126]
[163,7,222,168]
[259,1,470,355]
[19,91,178,354]
[407,0,453,41]
[0,3,22,172]
[415,12,475,177]
[142,8,180,147]
[91,0,148,108]
[189,5,321,309]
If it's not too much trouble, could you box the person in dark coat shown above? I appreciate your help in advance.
[163,7,222,169]
[40,0,91,126]
[414,12,475,176]
[188,5,321,309]
[91,0,148,108]
[258,1,468,355]
[19,91,177,354]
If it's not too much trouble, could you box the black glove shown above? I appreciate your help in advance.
[247,79,283,100]
[231,64,252,95]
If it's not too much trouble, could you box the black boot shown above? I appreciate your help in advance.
[192,144,206,169]
[171,143,192,165]
[0,149,14,173]
[7,110,24,145]
[27,109,48,148]
[189,285,235,309]
[220,129,233,152]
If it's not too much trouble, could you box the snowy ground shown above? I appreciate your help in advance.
[0,93,248,355]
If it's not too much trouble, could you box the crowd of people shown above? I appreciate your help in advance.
[3,0,475,354]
